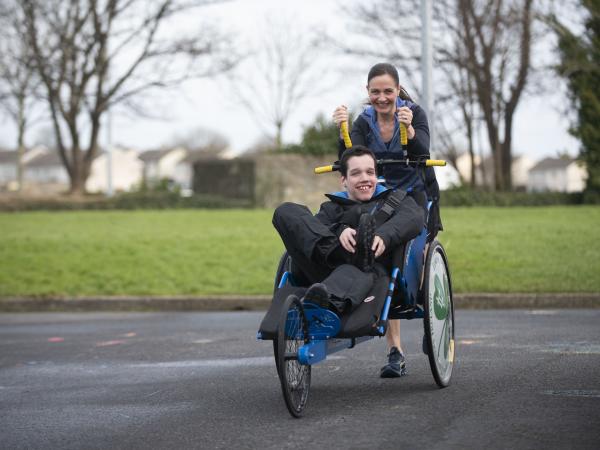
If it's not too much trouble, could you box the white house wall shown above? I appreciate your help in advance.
[173,162,192,189]
[157,148,187,180]
[0,164,16,185]
[566,163,586,193]
[86,149,143,193]
[25,166,69,185]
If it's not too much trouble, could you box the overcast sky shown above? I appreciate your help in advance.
[0,0,581,161]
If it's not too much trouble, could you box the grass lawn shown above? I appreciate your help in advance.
[0,206,599,296]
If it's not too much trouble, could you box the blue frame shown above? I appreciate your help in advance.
[259,201,433,366]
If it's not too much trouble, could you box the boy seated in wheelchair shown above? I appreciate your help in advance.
[272,145,425,377]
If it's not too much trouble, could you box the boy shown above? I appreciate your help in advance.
[272,145,424,377]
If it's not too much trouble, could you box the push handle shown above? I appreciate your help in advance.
[400,123,408,146]
[314,165,338,174]
[314,159,446,174]
[340,121,353,149]
[425,160,446,167]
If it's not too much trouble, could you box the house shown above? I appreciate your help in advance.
[139,147,187,186]
[527,158,587,193]
[24,149,69,192]
[0,146,48,191]
[173,150,220,193]
[85,147,143,193]
[455,153,534,190]
[0,150,19,190]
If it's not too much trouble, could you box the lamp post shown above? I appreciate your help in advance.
[421,0,434,150]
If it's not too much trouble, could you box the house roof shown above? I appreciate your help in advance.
[0,151,18,164]
[26,151,63,167]
[181,150,220,164]
[530,157,575,172]
[139,148,174,162]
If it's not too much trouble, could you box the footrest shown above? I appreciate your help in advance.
[302,303,341,339]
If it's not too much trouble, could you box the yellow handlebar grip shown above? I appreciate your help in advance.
[340,121,352,149]
[426,160,447,167]
[400,123,408,146]
[314,165,334,174]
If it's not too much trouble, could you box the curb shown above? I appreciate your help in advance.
[1,293,599,313]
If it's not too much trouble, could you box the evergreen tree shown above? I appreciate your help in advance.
[282,114,341,156]
[554,0,600,193]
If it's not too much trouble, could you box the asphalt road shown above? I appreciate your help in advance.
[1,310,599,450]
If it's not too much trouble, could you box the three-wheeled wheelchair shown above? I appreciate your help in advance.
[257,154,455,418]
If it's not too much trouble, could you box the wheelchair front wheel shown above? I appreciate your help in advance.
[276,294,311,418]
[422,240,455,388]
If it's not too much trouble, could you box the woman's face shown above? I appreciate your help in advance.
[367,74,399,116]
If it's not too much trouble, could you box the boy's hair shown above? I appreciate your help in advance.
[339,145,377,177]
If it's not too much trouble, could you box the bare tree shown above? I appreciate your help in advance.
[20,0,236,194]
[167,126,229,156]
[455,0,534,190]
[0,1,42,191]
[232,15,326,151]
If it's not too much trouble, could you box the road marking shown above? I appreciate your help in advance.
[96,340,126,347]
[542,342,600,355]
[543,390,600,398]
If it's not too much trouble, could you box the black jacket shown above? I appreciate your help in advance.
[314,185,425,252]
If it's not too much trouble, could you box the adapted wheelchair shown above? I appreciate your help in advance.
[257,156,455,418]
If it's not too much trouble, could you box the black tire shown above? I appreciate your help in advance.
[273,251,291,294]
[422,241,455,388]
[276,294,311,418]
[273,251,291,376]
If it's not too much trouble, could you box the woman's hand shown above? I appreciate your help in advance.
[332,105,349,127]
[339,227,356,253]
[372,235,386,258]
[396,106,415,139]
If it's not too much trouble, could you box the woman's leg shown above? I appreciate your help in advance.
[385,319,402,353]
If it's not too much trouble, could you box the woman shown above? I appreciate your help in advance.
[332,62,442,378]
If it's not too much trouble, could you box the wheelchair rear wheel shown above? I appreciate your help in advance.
[422,241,455,388]
[276,294,311,417]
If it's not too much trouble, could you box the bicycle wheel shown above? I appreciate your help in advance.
[422,241,455,388]
[272,251,291,376]
[276,294,311,417]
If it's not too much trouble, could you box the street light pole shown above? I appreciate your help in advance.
[421,0,434,150]
[106,107,113,197]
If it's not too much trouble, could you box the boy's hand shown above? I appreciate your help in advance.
[372,236,386,258]
[339,227,356,253]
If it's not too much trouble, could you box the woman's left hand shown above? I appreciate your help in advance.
[396,106,415,139]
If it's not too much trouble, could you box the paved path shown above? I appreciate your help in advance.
[1,310,599,449]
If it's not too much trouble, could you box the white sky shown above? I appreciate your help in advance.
[0,0,581,161]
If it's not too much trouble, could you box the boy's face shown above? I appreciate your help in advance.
[341,154,377,202]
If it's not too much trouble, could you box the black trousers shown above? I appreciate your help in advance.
[272,202,343,284]
[272,202,382,312]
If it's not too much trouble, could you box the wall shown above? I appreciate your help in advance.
[193,154,341,211]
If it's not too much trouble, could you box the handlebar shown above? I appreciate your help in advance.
[314,158,446,174]
[341,120,408,149]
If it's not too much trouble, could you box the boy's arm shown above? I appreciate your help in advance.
[375,195,425,249]
[315,201,354,238]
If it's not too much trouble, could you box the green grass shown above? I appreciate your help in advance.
[0,206,599,297]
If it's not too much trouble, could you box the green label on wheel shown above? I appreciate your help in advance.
[433,275,449,320]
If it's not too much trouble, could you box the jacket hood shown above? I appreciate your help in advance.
[325,183,389,205]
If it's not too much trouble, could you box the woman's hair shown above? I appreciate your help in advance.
[339,145,377,177]
[367,62,413,102]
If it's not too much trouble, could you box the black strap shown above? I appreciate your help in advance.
[373,190,407,227]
